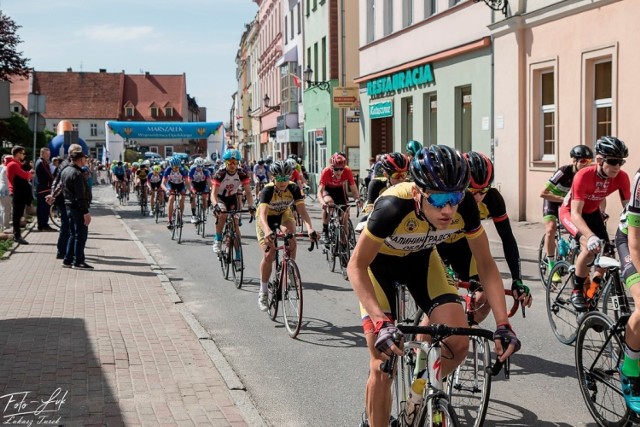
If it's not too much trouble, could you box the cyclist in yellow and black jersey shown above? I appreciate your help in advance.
[362,152,409,215]
[255,160,318,311]
[348,145,521,427]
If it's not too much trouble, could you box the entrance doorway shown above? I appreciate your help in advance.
[371,117,393,157]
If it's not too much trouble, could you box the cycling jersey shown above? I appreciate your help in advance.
[366,177,389,206]
[319,166,356,189]
[619,171,640,235]
[189,167,210,184]
[364,182,483,257]
[112,165,125,176]
[257,182,304,216]
[253,164,267,179]
[212,169,250,197]
[545,164,576,198]
[136,167,149,181]
[290,169,303,184]
[163,166,188,185]
[147,172,162,184]
[562,165,630,214]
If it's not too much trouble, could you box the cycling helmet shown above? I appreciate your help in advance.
[297,157,302,164]
[258,159,265,165]
[594,136,628,158]
[286,158,297,169]
[569,145,594,160]
[117,161,123,166]
[222,149,242,161]
[380,152,409,174]
[142,160,151,167]
[464,151,494,189]
[169,157,181,167]
[132,162,139,168]
[405,140,423,157]
[270,160,292,177]
[193,157,205,167]
[330,153,346,168]
[153,165,161,173]
[410,145,470,193]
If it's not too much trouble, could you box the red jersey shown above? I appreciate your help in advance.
[291,169,302,183]
[563,165,630,214]
[319,166,355,189]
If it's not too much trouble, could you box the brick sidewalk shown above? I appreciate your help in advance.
[0,203,253,426]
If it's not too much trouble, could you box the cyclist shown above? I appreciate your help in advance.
[161,156,190,230]
[211,149,255,254]
[348,144,520,427]
[147,165,163,216]
[616,169,640,412]
[287,157,306,191]
[363,152,409,214]
[134,161,149,200]
[253,159,269,196]
[559,136,631,311]
[256,160,317,311]
[111,161,128,199]
[317,152,361,243]
[188,157,212,223]
[437,151,532,322]
[405,139,422,161]
[540,145,594,282]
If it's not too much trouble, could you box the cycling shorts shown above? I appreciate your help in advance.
[437,239,478,282]
[218,194,240,211]
[149,182,162,190]
[191,181,208,195]
[256,209,295,246]
[322,186,348,206]
[615,229,640,289]
[542,200,561,222]
[559,207,608,242]
[114,174,126,182]
[255,175,267,183]
[167,182,186,194]
[360,248,460,334]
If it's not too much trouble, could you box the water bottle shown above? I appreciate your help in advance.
[558,237,569,257]
[404,378,426,425]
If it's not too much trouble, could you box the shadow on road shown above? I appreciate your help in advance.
[484,398,592,426]
[499,353,577,379]
[294,317,365,348]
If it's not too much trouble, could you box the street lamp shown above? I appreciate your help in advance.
[303,66,330,92]
[263,94,281,112]
[473,0,508,17]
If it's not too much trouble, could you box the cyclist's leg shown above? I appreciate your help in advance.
[281,216,297,259]
[559,206,593,309]
[190,190,197,216]
[167,190,176,223]
[321,194,335,241]
[257,213,278,310]
[543,200,560,266]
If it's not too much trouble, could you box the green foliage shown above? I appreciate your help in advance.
[0,11,30,82]
[0,113,51,157]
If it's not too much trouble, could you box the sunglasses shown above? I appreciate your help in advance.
[225,160,238,165]
[390,172,407,180]
[422,191,465,209]
[274,175,291,182]
[332,168,344,172]
[469,187,490,195]
[605,158,625,166]
[577,158,592,164]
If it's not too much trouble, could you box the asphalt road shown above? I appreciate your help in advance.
[96,185,600,427]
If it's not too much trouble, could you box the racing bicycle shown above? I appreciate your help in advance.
[215,209,250,289]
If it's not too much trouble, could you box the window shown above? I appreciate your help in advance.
[313,42,319,82]
[290,11,294,39]
[149,146,159,153]
[165,107,173,117]
[313,0,317,11]
[297,4,301,34]
[285,16,289,43]
[450,0,461,6]
[403,0,413,28]
[425,0,436,17]
[305,129,327,174]
[366,0,375,43]
[540,72,556,160]
[425,93,438,144]
[72,123,79,132]
[280,62,299,115]
[12,105,20,113]
[165,146,173,157]
[321,37,327,82]
[150,107,159,118]
[53,123,57,134]
[594,60,612,139]
[125,106,134,117]
[90,123,97,137]
[402,97,414,143]
[384,0,393,36]
[456,86,472,153]
[306,0,310,16]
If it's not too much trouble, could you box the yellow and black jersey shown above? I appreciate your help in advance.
[364,182,483,256]
[257,182,304,216]
[476,187,508,222]
[136,167,149,180]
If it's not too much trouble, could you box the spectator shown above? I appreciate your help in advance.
[61,149,93,269]
[6,146,34,245]
[35,147,55,231]
[0,155,11,234]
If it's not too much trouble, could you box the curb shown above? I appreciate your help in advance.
[0,218,37,260]
[113,208,266,427]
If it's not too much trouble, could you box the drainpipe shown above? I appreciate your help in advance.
[340,0,346,154]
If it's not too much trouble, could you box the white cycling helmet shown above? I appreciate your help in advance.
[193,157,205,167]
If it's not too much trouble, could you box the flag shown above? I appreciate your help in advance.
[291,73,301,88]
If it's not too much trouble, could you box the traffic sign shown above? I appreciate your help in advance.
[332,86,359,109]
[28,113,46,132]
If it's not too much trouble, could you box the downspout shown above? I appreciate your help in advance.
[340,0,346,153]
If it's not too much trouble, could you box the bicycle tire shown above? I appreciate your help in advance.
[575,312,631,427]
[231,234,244,289]
[223,230,232,280]
[415,398,461,427]
[267,261,280,321]
[282,259,303,338]
[49,204,61,228]
[155,196,161,223]
[546,261,579,345]
[177,208,183,244]
[170,206,178,240]
[339,226,350,280]
[537,233,553,289]
[601,272,634,324]
[447,335,492,427]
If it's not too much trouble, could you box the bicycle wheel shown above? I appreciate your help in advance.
[223,232,232,280]
[416,397,461,427]
[170,207,178,240]
[348,218,356,250]
[155,196,161,223]
[267,262,280,321]
[447,336,492,427]
[49,204,61,228]
[546,261,580,345]
[282,259,303,338]
[538,233,553,289]
[230,234,244,289]
[575,312,631,427]
[339,227,350,280]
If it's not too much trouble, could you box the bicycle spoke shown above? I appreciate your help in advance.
[282,260,303,338]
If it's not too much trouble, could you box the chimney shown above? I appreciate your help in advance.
[67,68,72,72]
[99,68,107,73]
[145,71,150,78]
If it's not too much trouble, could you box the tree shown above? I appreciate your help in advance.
[0,11,30,82]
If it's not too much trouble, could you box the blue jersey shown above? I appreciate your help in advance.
[147,171,162,184]
[189,166,210,183]
[163,166,188,185]
[112,165,125,175]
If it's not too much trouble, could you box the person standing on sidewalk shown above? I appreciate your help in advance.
[6,146,34,245]
[0,155,12,236]
[61,149,93,270]
[35,147,55,232]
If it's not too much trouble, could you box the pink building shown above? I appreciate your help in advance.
[493,0,640,224]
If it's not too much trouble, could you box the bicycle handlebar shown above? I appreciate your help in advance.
[456,281,522,318]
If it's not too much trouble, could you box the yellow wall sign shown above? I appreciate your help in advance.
[333,86,359,109]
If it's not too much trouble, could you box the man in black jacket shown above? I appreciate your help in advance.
[35,147,55,231]
[60,149,93,270]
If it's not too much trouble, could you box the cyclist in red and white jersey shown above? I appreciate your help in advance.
[317,152,361,243]
[559,136,631,311]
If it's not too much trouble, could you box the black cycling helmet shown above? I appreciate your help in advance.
[406,140,423,157]
[380,152,409,174]
[410,145,470,193]
[464,151,494,189]
[594,136,628,158]
[569,145,594,160]
[270,160,292,177]
[258,159,265,165]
